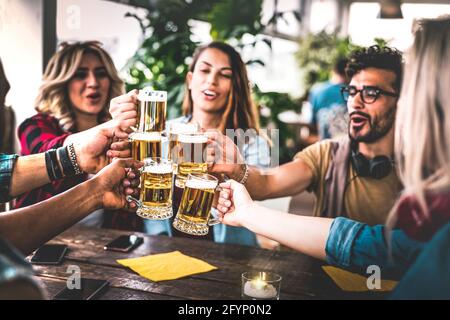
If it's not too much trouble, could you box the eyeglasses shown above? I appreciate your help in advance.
[341,85,398,104]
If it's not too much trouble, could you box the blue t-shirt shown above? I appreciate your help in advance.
[309,81,346,125]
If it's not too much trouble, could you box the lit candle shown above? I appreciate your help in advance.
[243,277,278,299]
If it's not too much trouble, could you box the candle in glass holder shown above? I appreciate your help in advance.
[241,271,281,300]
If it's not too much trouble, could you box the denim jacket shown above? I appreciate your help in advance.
[0,153,18,203]
[389,222,450,299]
[144,116,272,246]
[325,217,425,279]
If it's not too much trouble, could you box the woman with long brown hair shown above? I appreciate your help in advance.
[111,42,271,245]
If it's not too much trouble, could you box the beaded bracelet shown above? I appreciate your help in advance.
[67,143,83,175]
[238,163,249,185]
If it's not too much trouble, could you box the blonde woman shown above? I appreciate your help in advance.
[217,16,450,298]
[15,41,137,229]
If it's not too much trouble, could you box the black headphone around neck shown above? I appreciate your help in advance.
[350,142,394,179]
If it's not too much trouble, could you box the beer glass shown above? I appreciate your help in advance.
[174,132,208,188]
[172,173,221,236]
[133,88,167,132]
[129,132,162,161]
[127,158,173,220]
[167,122,200,163]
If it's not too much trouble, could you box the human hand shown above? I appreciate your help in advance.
[205,130,245,179]
[91,158,143,210]
[215,179,255,227]
[72,119,133,173]
[109,90,138,139]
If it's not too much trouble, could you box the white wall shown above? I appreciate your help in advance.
[348,3,450,51]
[57,0,145,72]
[0,0,44,137]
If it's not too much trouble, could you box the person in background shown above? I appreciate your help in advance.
[308,57,349,140]
[109,42,271,247]
[217,16,450,299]
[14,41,137,230]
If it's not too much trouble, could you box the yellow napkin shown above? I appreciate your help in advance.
[117,251,218,282]
[322,266,398,292]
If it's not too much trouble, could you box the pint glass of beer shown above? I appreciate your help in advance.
[167,122,200,162]
[175,132,208,188]
[127,158,173,220]
[134,88,167,132]
[172,173,221,236]
[129,132,162,161]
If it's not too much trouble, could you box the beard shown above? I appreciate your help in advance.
[349,107,396,143]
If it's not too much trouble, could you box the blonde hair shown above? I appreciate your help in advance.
[387,16,450,227]
[35,41,124,131]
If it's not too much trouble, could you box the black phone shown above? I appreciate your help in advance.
[30,244,68,265]
[53,278,109,300]
[103,235,143,252]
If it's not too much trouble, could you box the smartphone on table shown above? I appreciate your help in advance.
[30,244,68,265]
[103,235,144,253]
[53,278,109,300]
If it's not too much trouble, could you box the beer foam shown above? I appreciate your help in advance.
[143,164,173,174]
[130,132,162,141]
[138,88,167,102]
[178,134,208,144]
[170,123,199,135]
[186,178,217,190]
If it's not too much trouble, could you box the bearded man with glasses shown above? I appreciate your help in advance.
[210,45,404,225]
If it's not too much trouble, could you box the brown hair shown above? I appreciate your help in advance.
[182,42,260,133]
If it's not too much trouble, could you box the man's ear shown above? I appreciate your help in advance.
[186,71,193,90]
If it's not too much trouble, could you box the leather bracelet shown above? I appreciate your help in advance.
[49,149,63,180]
[57,145,75,176]
[45,149,63,181]
[44,150,57,181]
[67,143,83,175]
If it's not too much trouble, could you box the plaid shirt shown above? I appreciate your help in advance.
[0,153,18,203]
[13,113,86,209]
[13,113,142,231]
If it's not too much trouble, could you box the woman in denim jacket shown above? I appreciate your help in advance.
[216,16,450,298]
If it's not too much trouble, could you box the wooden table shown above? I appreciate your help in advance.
[29,226,385,300]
